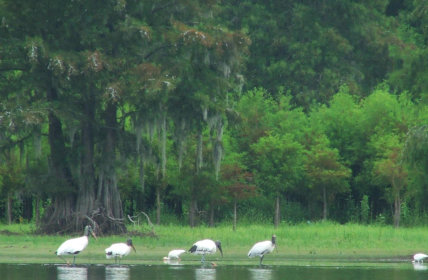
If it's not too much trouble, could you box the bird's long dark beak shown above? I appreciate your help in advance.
[132,244,136,253]
[218,245,223,257]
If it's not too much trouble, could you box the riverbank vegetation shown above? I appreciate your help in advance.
[1,1,428,234]
[0,222,426,264]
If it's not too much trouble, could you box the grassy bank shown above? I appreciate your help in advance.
[0,222,427,265]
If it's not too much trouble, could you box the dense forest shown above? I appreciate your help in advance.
[1,0,428,234]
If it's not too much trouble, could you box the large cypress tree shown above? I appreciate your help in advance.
[0,0,248,232]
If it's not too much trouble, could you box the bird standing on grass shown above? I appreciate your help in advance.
[189,239,223,263]
[56,225,97,266]
[105,239,136,265]
[413,253,428,263]
[248,234,276,266]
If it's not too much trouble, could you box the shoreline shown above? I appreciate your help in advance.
[0,223,425,265]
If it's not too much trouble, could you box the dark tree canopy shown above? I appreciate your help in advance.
[0,0,427,232]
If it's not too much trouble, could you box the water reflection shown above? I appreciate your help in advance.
[3,263,428,280]
[249,267,272,280]
[57,266,88,280]
[105,266,130,280]
[413,263,428,271]
[195,267,216,280]
[163,259,183,266]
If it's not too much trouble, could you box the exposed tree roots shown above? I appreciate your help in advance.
[37,207,127,235]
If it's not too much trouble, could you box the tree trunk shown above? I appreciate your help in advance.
[40,85,77,233]
[156,113,167,225]
[139,156,145,192]
[7,194,12,225]
[190,127,203,228]
[274,195,280,228]
[161,113,167,180]
[43,195,75,233]
[212,115,223,180]
[76,93,96,224]
[209,203,214,227]
[177,118,187,171]
[189,199,197,227]
[323,186,328,220]
[156,186,161,225]
[35,197,40,226]
[233,199,237,231]
[95,101,126,234]
[22,195,33,221]
[196,128,203,171]
[393,192,401,228]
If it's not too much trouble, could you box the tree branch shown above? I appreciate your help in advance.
[151,1,177,14]
[84,215,99,233]
[0,133,33,151]
[144,44,173,60]
[0,64,28,72]
[140,211,154,228]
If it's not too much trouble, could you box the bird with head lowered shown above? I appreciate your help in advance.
[189,239,223,263]
[105,239,136,265]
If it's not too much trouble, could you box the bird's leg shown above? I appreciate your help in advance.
[72,256,76,266]
[259,255,265,266]
[58,255,69,266]
[115,256,118,265]
[201,254,206,264]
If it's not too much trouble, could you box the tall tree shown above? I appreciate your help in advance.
[372,134,407,227]
[305,136,351,220]
[252,133,304,227]
[221,163,256,231]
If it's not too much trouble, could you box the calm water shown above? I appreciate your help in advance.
[2,263,428,280]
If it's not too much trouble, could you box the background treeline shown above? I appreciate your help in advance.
[0,0,428,233]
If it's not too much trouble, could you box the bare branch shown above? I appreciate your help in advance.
[128,214,136,224]
[0,65,27,72]
[140,211,154,228]
[144,44,173,60]
[151,1,177,14]
[84,215,99,233]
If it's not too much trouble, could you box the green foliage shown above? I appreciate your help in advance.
[222,1,396,108]
[252,133,305,195]
[0,155,25,194]
[310,88,364,166]
[404,125,428,171]
[1,0,428,229]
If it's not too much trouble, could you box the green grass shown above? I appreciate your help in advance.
[0,222,427,265]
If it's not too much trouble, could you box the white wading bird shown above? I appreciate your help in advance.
[105,239,136,265]
[189,239,223,263]
[413,253,428,263]
[163,249,186,261]
[248,234,276,266]
[56,225,97,265]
